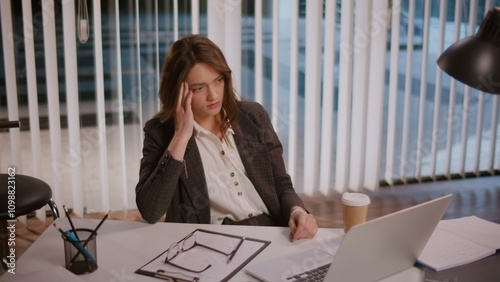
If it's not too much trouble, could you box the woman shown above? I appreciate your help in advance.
[135,34,317,240]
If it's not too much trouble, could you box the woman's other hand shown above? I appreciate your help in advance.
[288,207,318,240]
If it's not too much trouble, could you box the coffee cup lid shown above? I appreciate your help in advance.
[341,192,370,206]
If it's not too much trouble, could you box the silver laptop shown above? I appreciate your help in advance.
[246,194,453,282]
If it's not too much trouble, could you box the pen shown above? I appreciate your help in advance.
[227,236,245,263]
[63,205,80,241]
[67,210,110,267]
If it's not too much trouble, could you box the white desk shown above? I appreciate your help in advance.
[0,218,424,281]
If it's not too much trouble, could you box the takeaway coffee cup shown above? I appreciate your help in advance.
[341,192,370,233]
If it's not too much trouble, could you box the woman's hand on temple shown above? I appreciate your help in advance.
[167,82,194,160]
[174,82,194,141]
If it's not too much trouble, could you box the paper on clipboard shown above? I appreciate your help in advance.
[135,229,270,282]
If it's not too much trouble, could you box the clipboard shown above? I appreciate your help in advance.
[135,229,270,282]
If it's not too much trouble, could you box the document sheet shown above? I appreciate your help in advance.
[136,229,270,282]
[418,216,500,271]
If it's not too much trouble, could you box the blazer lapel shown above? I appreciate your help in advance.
[179,137,211,223]
[233,116,281,218]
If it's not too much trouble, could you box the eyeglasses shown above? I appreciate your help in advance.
[164,232,242,273]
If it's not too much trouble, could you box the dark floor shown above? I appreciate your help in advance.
[2,175,499,276]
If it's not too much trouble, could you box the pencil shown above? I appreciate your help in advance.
[88,210,111,240]
[63,205,80,241]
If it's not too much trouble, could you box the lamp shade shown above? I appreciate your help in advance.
[437,7,500,94]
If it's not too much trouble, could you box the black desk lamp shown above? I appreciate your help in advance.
[437,7,500,94]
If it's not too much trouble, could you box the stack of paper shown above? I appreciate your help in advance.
[418,216,500,271]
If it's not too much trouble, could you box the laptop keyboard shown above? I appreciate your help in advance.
[286,263,330,282]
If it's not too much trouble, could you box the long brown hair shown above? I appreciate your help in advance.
[156,34,240,136]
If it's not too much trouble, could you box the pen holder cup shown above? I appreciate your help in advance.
[62,228,98,275]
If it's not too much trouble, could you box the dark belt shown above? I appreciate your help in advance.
[222,213,277,226]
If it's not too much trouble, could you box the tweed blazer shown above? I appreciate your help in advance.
[135,101,306,225]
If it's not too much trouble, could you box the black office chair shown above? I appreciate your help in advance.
[0,120,60,269]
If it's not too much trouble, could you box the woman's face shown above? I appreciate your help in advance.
[185,63,225,123]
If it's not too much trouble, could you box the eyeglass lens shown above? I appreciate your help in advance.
[164,232,242,273]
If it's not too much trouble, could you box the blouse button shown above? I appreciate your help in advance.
[230,172,235,177]
[221,150,225,155]
[248,213,253,218]
[238,192,243,196]
[233,182,239,186]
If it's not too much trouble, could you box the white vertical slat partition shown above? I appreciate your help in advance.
[192,0,200,34]
[302,1,323,194]
[445,1,463,178]
[207,1,225,50]
[400,0,416,182]
[174,0,179,40]
[473,0,493,175]
[42,0,63,204]
[1,0,25,224]
[497,102,500,171]
[287,0,299,184]
[62,0,84,215]
[474,96,486,174]
[21,0,45,220]
[415,0,432,180]
[349,0,372,191]
[254,0,264,104]
[318,0,337,194]
[474,99,486,174]
[335,0,354,193]
[115,0,129,212]
[364,0,389,191]
[2,1,24,224]
[155,0,161,112]
[460,0,478,177]
[93,0,110,213]
[385,0,402,185]
[3,0,500,214]
[271,0,279,129]
[225,0,242,94]
[430,0,448,179]
[490,96,500,173]
[134,0,144,144]
[1,1,21,171]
